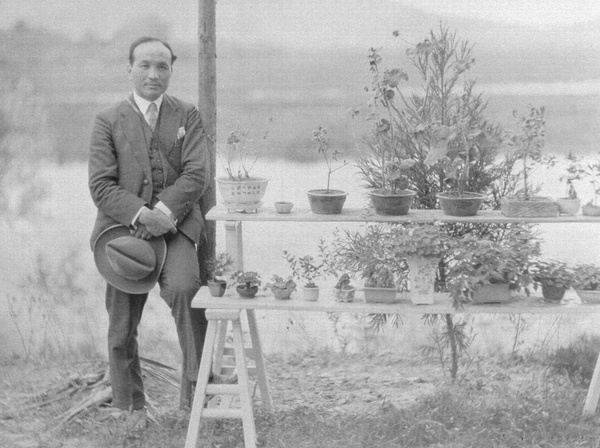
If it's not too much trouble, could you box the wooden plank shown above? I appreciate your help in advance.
[206,206,600,224]
[192,287,600,315]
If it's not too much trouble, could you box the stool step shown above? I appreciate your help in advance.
[202,407,243,419]
[206,384,239,395]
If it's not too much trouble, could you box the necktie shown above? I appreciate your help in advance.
[147,102,158,131]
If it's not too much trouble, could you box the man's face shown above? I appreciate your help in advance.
[127,41,173,101]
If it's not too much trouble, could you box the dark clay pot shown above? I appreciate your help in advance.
[436,192,485,217]
[369,189,416,216]
[236,285,259,299]
[207,280,227,297]
[306,189,348,214]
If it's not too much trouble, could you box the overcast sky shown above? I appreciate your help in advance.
[2,0,599,48]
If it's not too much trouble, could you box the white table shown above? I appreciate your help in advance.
[185,207,600,448]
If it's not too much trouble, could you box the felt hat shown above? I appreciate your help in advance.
[93,225,167,294]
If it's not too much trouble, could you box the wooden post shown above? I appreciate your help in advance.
[181,0,217,410]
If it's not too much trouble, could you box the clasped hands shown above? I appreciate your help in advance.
[132,207,177,240]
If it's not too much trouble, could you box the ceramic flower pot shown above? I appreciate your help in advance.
[582,204,600,216]
[236,285,259,299]
[270,286,294,300]
[405,256,438,305]
[369,189,416,216]
[472,283,511,304]
[306,189,348,214]
[575,289,600,304]
[216,177,268,213]
[363,287,399,304]
[540,282,567,302]
[207,279,227,297]
[436,192,485,217]
[556,198,580,216]
[274,201,294,214]
[334,287,356,302]
[303,286,319,302]
[500,196,559,217]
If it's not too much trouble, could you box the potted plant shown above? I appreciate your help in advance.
[231,270,262,299]
[264,275,296,300]
[362,265,399,304]
[500,105,559,217]
[355,50,417,216]
[573,264,600,304]
[206,252,234,297]
[333,273,357,302]
[306,126,349,214]
[274,201,294,214]
[579,156,600,216]
[445,227,537,307]
[391,224,450,304]
[320,225,407,303]
[216,121,271,213]
[284,251,324,301]
[555,152,584,215]
[531,260,573,302]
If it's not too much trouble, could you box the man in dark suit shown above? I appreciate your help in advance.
[88,36,209,425]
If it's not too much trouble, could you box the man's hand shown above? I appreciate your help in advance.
[135,207,177,238]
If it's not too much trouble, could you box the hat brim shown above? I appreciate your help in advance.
[93,225,167,294]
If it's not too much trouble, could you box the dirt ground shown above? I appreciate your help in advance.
[0,351,441,447]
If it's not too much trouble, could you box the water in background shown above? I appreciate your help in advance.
[3,158,600,365]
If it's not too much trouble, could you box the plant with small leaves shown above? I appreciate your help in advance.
[531,260,573,291]
[284,251,324,288]
[390,223,451,258]
[363,266,396,288]
[208,252,234,282]
[231,270,262,289]
[312,126,348,192]
[573,264,600,291]
[264,275,296,293]
[219,120,272,181]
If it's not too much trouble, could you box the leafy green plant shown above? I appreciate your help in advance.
[230,270,262,289]
[531,260,573,290]
[572,264,600,291]
[284,251,324,288]
[390,223,451,258]
[445,225,539,307]
[312,126,348,192]
[508,104,546,200]
[363,266,396,288]
[264,275,296,292]
[208,252,234,282]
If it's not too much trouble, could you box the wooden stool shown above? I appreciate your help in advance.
[185,309,272,448]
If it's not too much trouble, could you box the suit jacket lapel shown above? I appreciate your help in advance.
[120,95,152,182]
[159,94,183,156]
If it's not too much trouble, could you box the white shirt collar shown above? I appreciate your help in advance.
[133,91,164,115]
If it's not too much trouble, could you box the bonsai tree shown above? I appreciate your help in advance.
[284,251,324,288]
[363,265,396,289]
[559,152,585,200]
[312,126,348,193]
[219,121,271,181]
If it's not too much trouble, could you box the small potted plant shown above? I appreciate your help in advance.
[274,201,294,214]
[556,152,583,215]
[531,259,573,302]
[216,121,272,213]
[306,126,349,214]
[580,156,600,216]
[284,251,324,301]
[207,252,234,297]
[500,104,559,217]
[362,265,399,304]
[333,273,357,302]
[264,275,296,300]
[573,264,600,304]
[231,270,262,299]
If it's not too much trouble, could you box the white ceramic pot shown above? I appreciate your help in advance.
[216,177,268,212]
[303,286,319,301]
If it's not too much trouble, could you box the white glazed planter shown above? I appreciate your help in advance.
[303,286,319,301]
[216,177,269,212]
[406,256,439,305]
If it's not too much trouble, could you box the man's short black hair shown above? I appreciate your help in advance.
[128,37,177,65]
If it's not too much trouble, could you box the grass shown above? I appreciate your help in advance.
[3,346,600,448]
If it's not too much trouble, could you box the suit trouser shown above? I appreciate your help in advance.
[105,231,207,410]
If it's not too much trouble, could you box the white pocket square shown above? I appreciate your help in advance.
[177,127,186,139]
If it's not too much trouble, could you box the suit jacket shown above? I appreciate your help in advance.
[88,94,210,249]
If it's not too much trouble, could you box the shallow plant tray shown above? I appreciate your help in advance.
[500,196,559,218]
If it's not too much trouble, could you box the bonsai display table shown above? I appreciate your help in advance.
[185,206,600,448]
